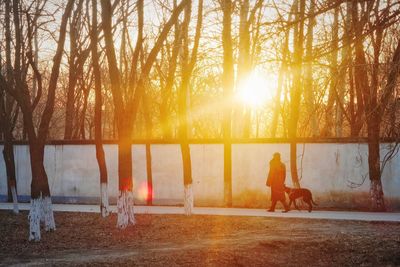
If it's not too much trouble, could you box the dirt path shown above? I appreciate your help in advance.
[2,232,299,266]
[1,211,399,266]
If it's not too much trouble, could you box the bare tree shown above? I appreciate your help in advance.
[101,0,189,228]
[0,80,19,214]
[221,0,234,206]
[91,0,109,217]
[288,0,305,188]
[178,0,203,215]
[342,0,400,211]
[2,0,74,241]
[304,0,318,137]
[0,0,19,214]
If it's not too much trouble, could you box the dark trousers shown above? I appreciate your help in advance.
[269,199,289,211]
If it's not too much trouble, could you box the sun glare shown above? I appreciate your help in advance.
[236,71,278,108]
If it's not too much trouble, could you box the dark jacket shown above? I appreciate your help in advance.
[266,159,286,201]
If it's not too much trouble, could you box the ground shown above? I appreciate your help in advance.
[0,210,399,266]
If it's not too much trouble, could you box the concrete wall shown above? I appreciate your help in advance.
[1,143,400,210]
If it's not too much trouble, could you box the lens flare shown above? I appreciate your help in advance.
[137,182,150,202]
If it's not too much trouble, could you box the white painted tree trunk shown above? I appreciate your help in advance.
[28,196,56,241]
[184,184,194,215]
[100,182,110,217]
[370,179,385,211]
[117,190,135,229]
[42,196,56,232]
[28,197,42,241]
[11,185,19,214]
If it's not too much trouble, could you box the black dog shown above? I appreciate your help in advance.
[284,186,317,212]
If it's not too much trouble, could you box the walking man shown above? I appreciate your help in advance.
[266,152,289,212]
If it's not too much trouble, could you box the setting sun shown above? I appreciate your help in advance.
[236,71,278,108]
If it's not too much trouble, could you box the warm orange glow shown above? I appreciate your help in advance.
[137,182,150,202]
[236,71,278,108]
[120,178,133,191]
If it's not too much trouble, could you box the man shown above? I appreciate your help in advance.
[266,152,289,212]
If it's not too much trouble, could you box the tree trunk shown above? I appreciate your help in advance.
[0,88,19,214]
[64,29,77,139]
[91,0,109,218]
[367,119,385,211]
[100,0,135,228]
[181,142,193,215]
[145,143,153,205]
[351,1,366,137]
[2,138,18,213]
[238,0,251,138]
[355,1,400,211]
[223,140,232,206]
[117,127,135,228]
[367,0,385,211]
[0,0,18,213]
[79,84,90,140]
[367,29,400,212]
[179,1,194,215]
[32,0,40,99]
[288,0,304,188]
[28,142,55,241]
[221,0,234,206]
[303,0,318,137]
[336,2,352,138]
[142,82,153,206]
[176,0,202,213]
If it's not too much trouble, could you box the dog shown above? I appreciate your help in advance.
[284,186,317,212]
